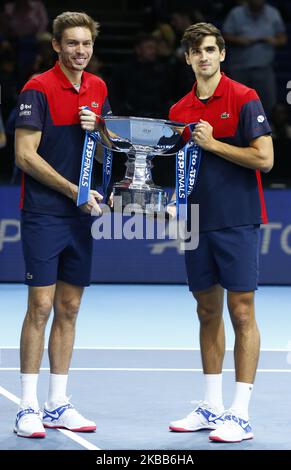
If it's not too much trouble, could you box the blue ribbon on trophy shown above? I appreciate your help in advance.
[77,130,99,206]
[77,111,113,206]
[102,146,113,199]
[175,123,202,220]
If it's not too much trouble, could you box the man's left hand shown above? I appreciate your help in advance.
[79,107,98,132]
[192,119,215,151]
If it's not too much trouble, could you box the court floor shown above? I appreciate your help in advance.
[0,284,291,450]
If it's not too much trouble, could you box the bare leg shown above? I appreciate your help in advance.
[168,285,226,431]
[16,286,53,436]
[20,285,55,373]
[227,291,260,383]
[48,281,84,374]
[194,284,225,373]
[42,282,96,431]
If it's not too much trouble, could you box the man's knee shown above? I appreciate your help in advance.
[194,286,224,326]
[228,294,255,328]
[196,303,222,325]
[55,297,81,323]
[27,295,53,327]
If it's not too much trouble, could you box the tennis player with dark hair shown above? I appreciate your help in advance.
[14,11,111,438]
[168,23,273,442]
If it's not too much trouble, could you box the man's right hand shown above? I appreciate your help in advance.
[79,190,103,215]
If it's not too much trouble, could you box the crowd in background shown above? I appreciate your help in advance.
[0,0,291,186]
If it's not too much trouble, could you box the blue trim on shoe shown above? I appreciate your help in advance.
[15,407,37,425]
[196,406,224,425]
[223,413,252,433]
[43,403,74,422]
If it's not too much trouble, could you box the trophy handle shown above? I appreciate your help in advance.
[97,115,130,151]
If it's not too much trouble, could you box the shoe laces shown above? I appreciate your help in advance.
[57,396,85,420]
[46,395,73,409]
[188,400,210,417]
[17,407,41,424]
[63,395,73,407]
[190,400,218,413]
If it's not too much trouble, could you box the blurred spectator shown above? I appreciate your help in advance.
[139,5,176,59]
[152,21,176,59]
[222,0,287,116]
[0,1,49,81]
[1,0,48,38]
[170,8,205,100]
[169,0,230,21]
[111,33,174,118]
[170,8,204,59]
[270,103,291,139]
[30,32,56,75]
[110,33,176,188]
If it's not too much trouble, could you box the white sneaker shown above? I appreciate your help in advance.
[42,400,96,432]
[14,406,46,438]
[209,410,254,442]
[169,401,224,432]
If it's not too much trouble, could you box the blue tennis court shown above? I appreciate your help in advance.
[0,284,290,450]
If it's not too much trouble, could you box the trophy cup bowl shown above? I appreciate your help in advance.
[97,116,191,215]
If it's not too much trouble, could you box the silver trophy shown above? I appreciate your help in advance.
[97,116,190,215]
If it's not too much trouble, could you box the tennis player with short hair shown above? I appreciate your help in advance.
[14,11,111,438]
[168,22,273,443]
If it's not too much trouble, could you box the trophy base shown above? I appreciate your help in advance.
[113,186,168,216]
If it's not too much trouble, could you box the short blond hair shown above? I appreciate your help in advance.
[53,11,99,42]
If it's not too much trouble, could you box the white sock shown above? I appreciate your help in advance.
[231,381,253,419]
[48,373,68,407]
[204,373,224,412]
[20,373,39,409]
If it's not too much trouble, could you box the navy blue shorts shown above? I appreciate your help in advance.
[21,211,93,287]
[185,224,260,292]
